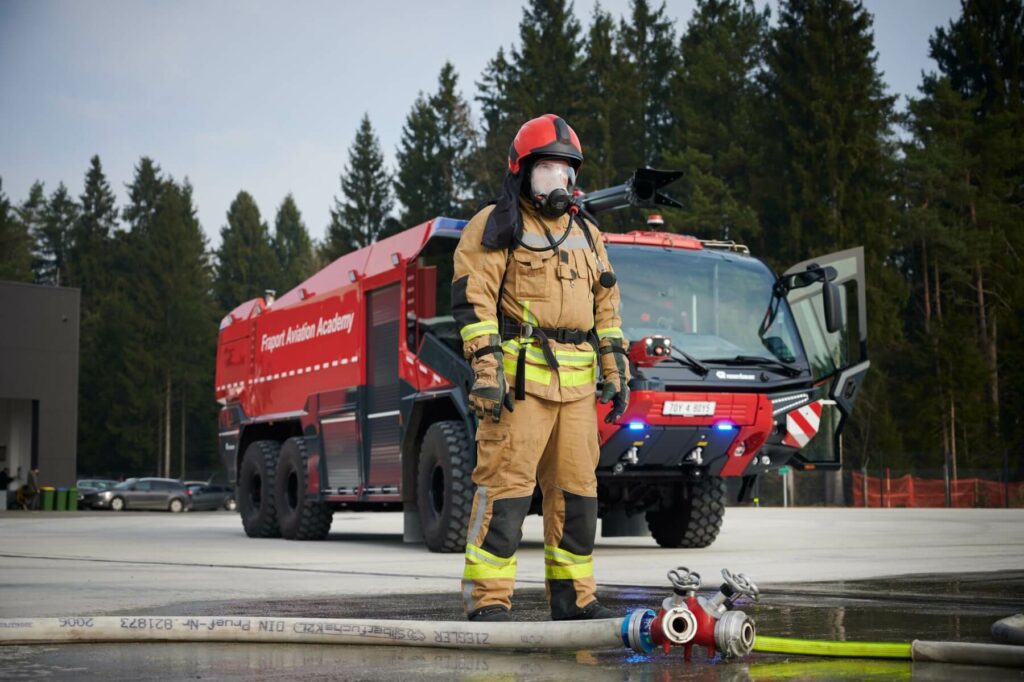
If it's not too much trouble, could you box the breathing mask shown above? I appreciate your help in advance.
[530,159,576,218]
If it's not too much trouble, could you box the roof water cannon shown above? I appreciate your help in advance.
[573,168,684,217]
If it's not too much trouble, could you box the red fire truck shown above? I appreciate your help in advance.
[215,170,868,551]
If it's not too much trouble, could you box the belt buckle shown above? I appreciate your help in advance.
[522,323,534,339]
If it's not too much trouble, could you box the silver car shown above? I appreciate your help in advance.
[87,477,191,512]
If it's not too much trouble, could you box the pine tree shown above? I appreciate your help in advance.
[323,114,395,261]
[0,178,34,282]
[273,193,316,292]
[509,0,585,119]
[665,0,767,242]
[69,155,119,309]
[122,157,164,235]
[902,0,1024,464]
[395,93,444,225]
[395,63,477,225]
[215,191,280,310]
[471,48,518,200]
[36,183,78,286]
[759,0,904,496]
[577,6,625,194]
[19,182,48,281]
[432,63,478,217]
[616,0,678,169]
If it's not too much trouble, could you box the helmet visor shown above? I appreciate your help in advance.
[530,160,576,198]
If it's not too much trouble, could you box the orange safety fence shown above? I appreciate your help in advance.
[851,470,1024,508]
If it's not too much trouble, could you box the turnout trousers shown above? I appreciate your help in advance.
[462,393,601,619]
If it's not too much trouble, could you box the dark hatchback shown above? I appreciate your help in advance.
[186,483,237,511]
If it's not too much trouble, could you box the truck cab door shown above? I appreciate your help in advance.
[782,246,869,470]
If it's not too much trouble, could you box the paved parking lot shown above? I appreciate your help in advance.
[1,507,1021,617]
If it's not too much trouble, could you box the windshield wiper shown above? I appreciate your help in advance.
[666,346,709,376]
[702,355,804,378]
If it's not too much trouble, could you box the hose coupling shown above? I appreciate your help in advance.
[714,610,757,658]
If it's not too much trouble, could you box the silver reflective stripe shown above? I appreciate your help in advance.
[467,485,488,546]
[517,232,590,251]
[462,582,477,613]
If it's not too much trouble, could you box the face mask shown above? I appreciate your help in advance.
[530,160,576,218]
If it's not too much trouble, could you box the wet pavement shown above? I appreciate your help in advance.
[2,572,1021,680]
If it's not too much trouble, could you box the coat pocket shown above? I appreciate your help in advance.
[510,249,556,302]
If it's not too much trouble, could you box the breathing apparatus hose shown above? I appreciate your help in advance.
[754,635,1024,668]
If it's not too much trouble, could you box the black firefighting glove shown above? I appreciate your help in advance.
[467,334,514,423]
[599,337,630,424]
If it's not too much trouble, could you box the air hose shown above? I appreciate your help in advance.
[754,635,1024,668]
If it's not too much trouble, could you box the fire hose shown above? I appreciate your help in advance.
[0,568,1020,669]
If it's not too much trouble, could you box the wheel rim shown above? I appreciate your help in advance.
[171,499,182,513]
[429,463,445,517]
[226,498,237,511]
[112,498,123,511]
[286,469,299,511]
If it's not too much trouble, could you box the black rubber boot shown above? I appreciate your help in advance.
[553,600,617,621]
[468,605,513,622]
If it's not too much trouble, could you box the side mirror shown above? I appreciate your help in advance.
[822,281,843,333]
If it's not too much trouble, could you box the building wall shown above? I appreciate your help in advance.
[0,281,80,488]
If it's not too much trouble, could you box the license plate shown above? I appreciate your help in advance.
[662,401,716,417]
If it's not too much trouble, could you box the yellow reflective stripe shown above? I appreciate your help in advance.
[544,544,592,564]
[464,544,517,580]
[465,543,515,568]
[464,563,518,580]
[502,339,595,367]
[545,563,594,580]
[597,327,623,340]
[558,366,597,386]
[520,301,539,326]
[460,320,499,342]
[504,361,595,387]
[504,359,552,385]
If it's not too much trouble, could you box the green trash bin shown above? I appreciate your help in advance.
[55,488,68,511]
[40,486,56,511]
[67,487,78,511]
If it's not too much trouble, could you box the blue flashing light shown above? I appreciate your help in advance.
[714,421,737,431]
[628,421,646,431]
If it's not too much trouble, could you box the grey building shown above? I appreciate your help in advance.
[0,281,80,495]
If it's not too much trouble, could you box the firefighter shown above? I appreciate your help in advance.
[452,114,630,622]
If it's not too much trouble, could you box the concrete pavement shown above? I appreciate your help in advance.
[1,507,1021,617]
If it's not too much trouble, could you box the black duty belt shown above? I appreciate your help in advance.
[498,317,598,400]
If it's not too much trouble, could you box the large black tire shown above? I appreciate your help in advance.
[275,437,333,540]
[417,421,473,553]
[646,475,726,548]
[238,440,282,538]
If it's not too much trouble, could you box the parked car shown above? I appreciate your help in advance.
[185,482,237,511]
[85,477,191,512]
[76,479,118,505]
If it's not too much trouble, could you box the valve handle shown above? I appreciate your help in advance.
[668,566,702,594]
[721,568,759,602]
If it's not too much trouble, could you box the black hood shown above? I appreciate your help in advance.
[482,171,525,249]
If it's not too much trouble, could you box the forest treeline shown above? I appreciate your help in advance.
[0,0,1020,483]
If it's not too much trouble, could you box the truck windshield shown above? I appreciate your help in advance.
[608,245,806,368]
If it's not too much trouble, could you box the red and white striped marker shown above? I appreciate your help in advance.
[782,400,823,448]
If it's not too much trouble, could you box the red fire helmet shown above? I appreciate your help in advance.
[508,114,583,175]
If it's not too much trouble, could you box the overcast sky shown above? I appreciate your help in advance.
[1,0,961,246]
